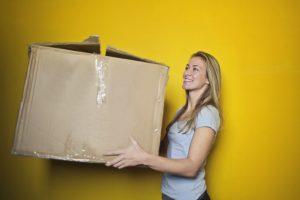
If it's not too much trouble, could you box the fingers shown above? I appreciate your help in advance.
[105,156,129,169]
[105,154,124,167]
[114,160,126,168]
[104,136,138,169]
[129,135,137,145]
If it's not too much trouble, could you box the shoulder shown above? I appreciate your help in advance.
[198,105,219,118]
[196,105,221,134]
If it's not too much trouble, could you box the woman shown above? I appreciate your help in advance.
[104,51,222,200]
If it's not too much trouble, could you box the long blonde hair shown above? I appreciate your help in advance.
[166,51,223,134]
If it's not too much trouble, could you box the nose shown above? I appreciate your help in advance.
[184,67,192,77]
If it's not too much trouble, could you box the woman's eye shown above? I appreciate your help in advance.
[193,68,199,71]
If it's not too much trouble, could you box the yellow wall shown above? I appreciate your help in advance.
[1,0,299,199]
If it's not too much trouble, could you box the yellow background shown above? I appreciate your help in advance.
[0,0,299,199]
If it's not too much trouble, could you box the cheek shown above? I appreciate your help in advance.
[192,72,201,79]
[193,74,206,84]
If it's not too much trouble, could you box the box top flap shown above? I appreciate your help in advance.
[82,35,99,43]
[106,46,168,67]
[29,35,100,54]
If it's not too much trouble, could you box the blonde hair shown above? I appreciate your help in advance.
[166,51,223,134]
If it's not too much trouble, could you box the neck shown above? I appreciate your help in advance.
[187,85,208,110]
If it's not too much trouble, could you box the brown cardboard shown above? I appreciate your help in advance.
[11,36,169,164]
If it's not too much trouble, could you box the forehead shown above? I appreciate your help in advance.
[188,57,206,68]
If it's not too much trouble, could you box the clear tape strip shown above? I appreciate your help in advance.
[94,54,106,106]
[29,151,105,163]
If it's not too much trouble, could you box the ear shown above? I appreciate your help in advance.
[205,79,210,84]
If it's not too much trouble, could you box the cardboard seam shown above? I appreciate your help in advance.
[24,47,41,150]
[12,47,36,153]
[151,71,166,154]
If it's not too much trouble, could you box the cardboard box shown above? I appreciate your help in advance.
[11,36,169,164]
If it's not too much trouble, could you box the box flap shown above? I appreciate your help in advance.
[82,35,100,44]
[106,46,168,67]
[28,35,100,56]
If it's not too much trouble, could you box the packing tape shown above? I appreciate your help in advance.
[94,54,107,106]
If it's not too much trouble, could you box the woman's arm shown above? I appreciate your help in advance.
[103,127,216,178]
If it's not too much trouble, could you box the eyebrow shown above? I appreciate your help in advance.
[186,64,201,67]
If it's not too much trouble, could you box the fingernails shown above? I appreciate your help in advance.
[105,162,110,166]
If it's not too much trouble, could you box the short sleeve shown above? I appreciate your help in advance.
[195,105,220,135]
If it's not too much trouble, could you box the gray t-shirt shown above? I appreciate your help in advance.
[161,105,220,200]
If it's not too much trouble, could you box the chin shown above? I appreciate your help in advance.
[182,85,192,90]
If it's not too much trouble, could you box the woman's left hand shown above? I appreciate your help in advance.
[103,135,149,169]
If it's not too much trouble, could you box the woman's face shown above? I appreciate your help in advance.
[182,56,209,91]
